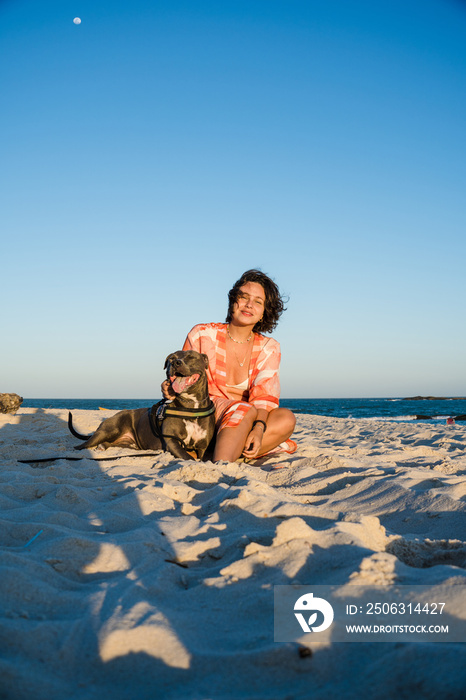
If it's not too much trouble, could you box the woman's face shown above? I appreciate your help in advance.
[231,281,266,328]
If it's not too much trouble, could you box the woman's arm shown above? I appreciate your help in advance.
[242,407,269,458]
[242,338,281,457]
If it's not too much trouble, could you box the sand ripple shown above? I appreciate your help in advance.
[1,409,466,699]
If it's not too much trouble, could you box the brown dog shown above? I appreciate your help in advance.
[68,350,215,460]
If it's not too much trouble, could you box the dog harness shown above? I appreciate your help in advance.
[148,399,215,454]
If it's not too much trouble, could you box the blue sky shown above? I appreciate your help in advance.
[2,0,465,398]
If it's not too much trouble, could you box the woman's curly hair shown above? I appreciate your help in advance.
[226,269,287,334]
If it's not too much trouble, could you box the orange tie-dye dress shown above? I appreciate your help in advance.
[182,323,281,432]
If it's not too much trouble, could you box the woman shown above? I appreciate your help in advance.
[164,270,296,462]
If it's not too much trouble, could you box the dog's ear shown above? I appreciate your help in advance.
[201,353,209,369]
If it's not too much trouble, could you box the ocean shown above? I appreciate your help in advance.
[22,397,466,424]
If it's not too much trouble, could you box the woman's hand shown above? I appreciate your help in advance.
[242,424,264,459]
[161,379,176,400]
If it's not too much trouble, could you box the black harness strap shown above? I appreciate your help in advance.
[163,404,216,419]
[147,399,215,455]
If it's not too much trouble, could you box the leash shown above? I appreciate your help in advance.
[148,399,215,454]
[18,453,164,464]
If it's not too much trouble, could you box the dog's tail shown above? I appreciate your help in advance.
[68,412,92,440]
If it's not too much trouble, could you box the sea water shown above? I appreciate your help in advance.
[22,397,466,424]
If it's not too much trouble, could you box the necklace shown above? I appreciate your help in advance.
[234,346,250,367]
[227,325,253,344]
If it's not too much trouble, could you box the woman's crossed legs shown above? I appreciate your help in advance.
[213,399,296,462]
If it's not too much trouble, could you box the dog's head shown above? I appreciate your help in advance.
[164,350,209,395]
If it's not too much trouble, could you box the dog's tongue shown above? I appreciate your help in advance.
[170,373,200,394]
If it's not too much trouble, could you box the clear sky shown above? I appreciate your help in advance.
[2,0,465,399]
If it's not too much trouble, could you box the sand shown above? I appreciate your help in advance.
[1,408,466,699]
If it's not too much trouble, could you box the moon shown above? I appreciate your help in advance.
[73,17,81,25]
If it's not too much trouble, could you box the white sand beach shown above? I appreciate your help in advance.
[1,408,466,699]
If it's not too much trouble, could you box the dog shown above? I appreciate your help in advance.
[68,350,216,460]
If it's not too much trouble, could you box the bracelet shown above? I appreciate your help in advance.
[252,419,267,432]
